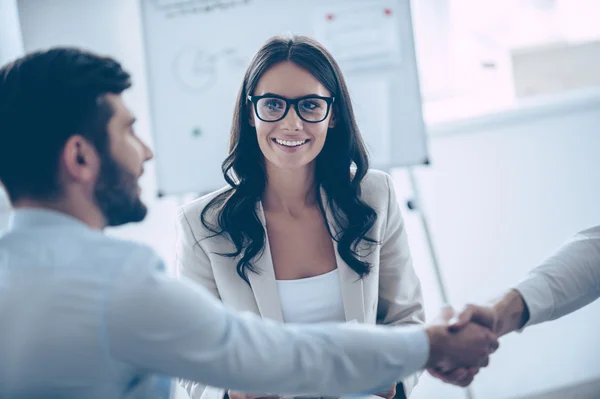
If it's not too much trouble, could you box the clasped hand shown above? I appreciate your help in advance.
[427,304,499,387]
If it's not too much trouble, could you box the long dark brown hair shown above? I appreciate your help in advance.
[201,35,378,283]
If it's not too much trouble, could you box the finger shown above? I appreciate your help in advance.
[468,367,479,376]
[433,304,455,325]
[440,304,455,322]
[477,355,490,368]
[489,338,500,353]
[447,368,469,381]
[428,368,453,383]
[435,368,474,387]
[433,368,467,384]
[472,307,495,330]
[483,330,500,353]
[448,307,472,331]
[455,374,475,387]
[374,388,394,399]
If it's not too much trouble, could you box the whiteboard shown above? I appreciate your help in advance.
[0,0,22,212]
[140,0,427,196]
[0,0,24,66]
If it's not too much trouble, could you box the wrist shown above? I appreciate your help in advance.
[424,326,447,369]
[493,289,529,336]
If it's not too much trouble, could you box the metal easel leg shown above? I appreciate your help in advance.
[406,167,474,399]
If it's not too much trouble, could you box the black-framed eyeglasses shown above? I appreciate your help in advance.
[247,94,335,123]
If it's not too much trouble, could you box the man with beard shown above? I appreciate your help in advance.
[0,48,498,399]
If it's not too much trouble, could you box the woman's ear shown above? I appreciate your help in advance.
[328,110,336,128]
[247,100,256,127]
[249,108,256,127]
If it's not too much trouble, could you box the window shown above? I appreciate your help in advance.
[412,0,600,125]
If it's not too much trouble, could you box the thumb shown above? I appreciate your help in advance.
[448,306,473,331]
[434,304,455,324]
[471,306,496,331]
[441,304,455,322]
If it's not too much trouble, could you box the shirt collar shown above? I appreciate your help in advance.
[9,207,92,231]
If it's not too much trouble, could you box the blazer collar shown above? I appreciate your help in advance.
[247,188,365,323]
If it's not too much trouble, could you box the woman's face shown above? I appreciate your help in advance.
[249,61,335,171]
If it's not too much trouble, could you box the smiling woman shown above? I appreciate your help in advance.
[175,35,425,399]
[246,61,337,171]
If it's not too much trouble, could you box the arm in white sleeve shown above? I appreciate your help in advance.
[515,226,600,328]
[105,246,429,397]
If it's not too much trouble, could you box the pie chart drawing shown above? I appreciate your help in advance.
[173,46,247,91]
[173,47,215,90]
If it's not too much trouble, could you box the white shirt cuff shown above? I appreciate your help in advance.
[513,275,555,330]
[400,326,430,373]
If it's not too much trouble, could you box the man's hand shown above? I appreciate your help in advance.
[227,391,261,399]
[227,391,278,399]
[426,322,499,371]
[428,291,529,386]
[375,384,396,399]
[428,366,479,387]
[424,305,499,387]
[451,290,529,337]
[426,306,480,387]
[448,304,498,334]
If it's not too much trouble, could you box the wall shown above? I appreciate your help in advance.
[0,0,23,64]
[0,0,23,233]
[11,1,600,398]
[15,0,182,264]
[0,188,9,234]
[401,100,600,399]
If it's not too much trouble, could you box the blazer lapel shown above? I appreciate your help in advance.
[246,201,284,322]
[320,188,366,323]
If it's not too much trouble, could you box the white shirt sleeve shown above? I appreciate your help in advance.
[104,246,429,397]
[515,225,600,328]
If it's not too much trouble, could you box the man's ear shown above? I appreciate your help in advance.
[61,135,99,183]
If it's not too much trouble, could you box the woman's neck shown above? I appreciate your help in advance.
[262,162,317,215]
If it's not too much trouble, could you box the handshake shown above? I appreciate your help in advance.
[424,289,529,386]
[423,302,504,387]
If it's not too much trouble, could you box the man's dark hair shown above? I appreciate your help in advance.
[0,47,131,203]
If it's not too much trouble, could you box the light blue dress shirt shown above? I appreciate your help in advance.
[0,208,428,399]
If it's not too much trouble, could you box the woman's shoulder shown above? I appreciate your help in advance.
[359,169,393,206]
[178,185,232,232]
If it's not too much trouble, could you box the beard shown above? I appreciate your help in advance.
[94,152,147,227]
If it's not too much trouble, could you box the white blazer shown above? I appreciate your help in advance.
[175,170,425,399]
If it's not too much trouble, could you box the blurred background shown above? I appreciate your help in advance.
[1,0,599,398]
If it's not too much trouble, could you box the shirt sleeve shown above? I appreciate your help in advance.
[515,225,600,328]
[104,245,430,397]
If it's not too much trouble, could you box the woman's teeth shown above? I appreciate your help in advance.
[275,138,308,147]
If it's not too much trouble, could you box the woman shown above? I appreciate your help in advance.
[175,35,425,399]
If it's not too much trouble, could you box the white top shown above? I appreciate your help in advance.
[277,269,346,324]
[0,208,429,399]
[515,225,600,328]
